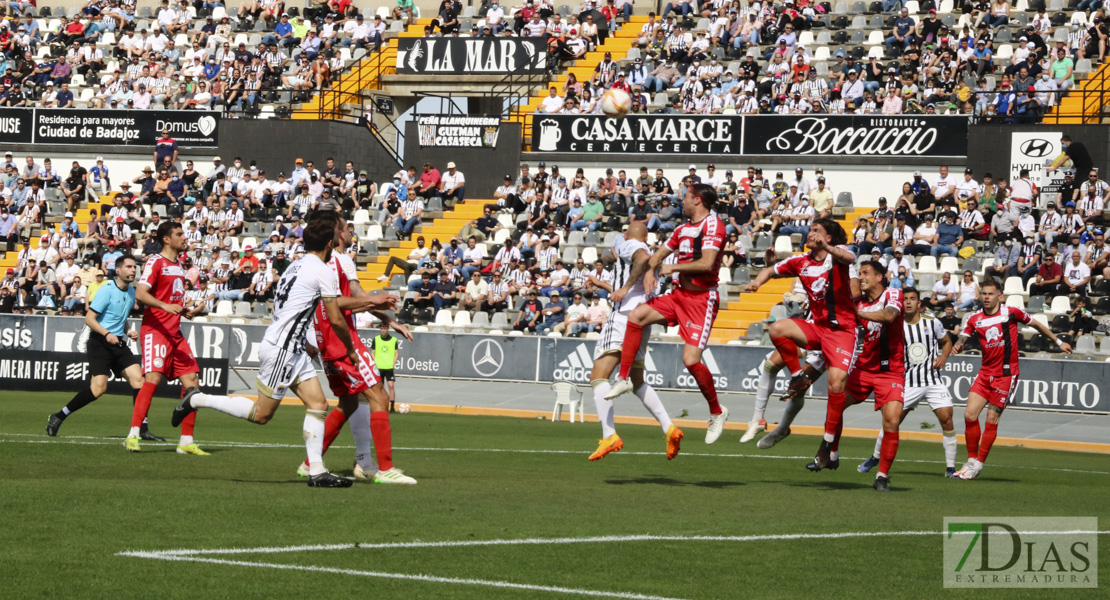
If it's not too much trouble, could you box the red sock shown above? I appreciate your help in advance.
[964,419,981,460]
[770,336,801,374]
[685,361,721,414]
[824,390,846,440]
[617,323,643,380]
[181,412,196,436]
[370,411,393,471]
[878,430,899,476]
[130,381,157,428]
[304,409,349,466]
[830,419,844,453]
[977,422,998,464]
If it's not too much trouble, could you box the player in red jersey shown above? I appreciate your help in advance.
[606,184,731,444]
[746,218,858,468]
[295,217,418,484]
[804,260,906,492]
[127,221,233,454]
[951,278,1071,480]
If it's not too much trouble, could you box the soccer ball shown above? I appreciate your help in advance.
[600,88,632,118]
[397,403,411,414]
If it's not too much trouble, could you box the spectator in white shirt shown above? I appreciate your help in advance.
[441,162,466,206]
[927,271,958,309]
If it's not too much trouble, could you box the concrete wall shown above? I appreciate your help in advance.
[403,121,521,199]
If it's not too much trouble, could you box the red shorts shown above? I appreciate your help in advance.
[647,288,719,349]
[847,369,905,410]
[141,329,199,381]
[792,319,857,373]
[324,344,381,398]
[969,373,1018,410]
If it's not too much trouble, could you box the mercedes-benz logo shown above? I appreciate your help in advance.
[1020,138,1053,158]
[471,338,504,377]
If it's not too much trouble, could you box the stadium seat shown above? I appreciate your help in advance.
[938,257,959,274]
[1075,335,1097,355]
[353,209,371,224]
[1006,295,1026,310]
[471,312,491,329]
[1099,337,1110,356]
[581,247,599,264]
[836,192,853,207]
[452,311,472,328]
[773,236,793,256]
[214,300,233,317]
[366,225,383,241]
[490,313,509,330]
[1027,295,1046,314]
[493,229,512,244]
[916,256,939,275]
[1003,277,1028,298]
[561,247,579,264]
[233,301,252,317]
[1094,297,1110,316]
[1045,296,1072,316]
[550,381,585,423]
[434,310,454,326]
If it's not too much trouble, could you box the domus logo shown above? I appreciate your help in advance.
[676,349,728,389]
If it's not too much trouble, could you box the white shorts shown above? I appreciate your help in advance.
[256,345,318,400]
[902,384,953,412]
[594,307,650,365]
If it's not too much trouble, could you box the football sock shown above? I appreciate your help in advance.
[190,393,256,420]
[129,381,157,429]
[179,435,193,447]
[942,429,958,468]
[753,359,782,423]
[321,408,349,456]
[777,395,805,432]
[977,422,998,464]
[61,388,99,419]
[686,362,721,415]
[348,403,375,470]
[635,383,672,432]
[134,389,148,426]
[180,412,196,436]
[964,418,981,460]
[770,337,802,375]
[877,430,899,479]
[370,411,393,471]
[304,409,327,476]
[831,420,844,453]
[617,324,643,380]
[592,380,616,438]
[872,429,884,459]
[823,390,846,443]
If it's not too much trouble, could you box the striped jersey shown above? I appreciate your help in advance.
[611,234,654,313]
[903,315,947,388]
[265,253,338,354]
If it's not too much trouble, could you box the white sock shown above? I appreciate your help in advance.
[350,403,375,470]
[191,393,256,420]
[823,432,835,443]
[61,407,71,416]
[592,380,616,438]
[128,426,140,437]
[830,451,839,461]
[753,359,782,423]
[635,384,672,432]
[877,470,888,479]
[942,430,957,468]
[179,435,193,447]
[873,429,884,459]
[304,409,327,476]
[776,395,805,432]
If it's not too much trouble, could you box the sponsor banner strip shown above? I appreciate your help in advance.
[0,108,219,147]
[0,349,228,395]
[1,315,1104,414]
[396,37,549,75]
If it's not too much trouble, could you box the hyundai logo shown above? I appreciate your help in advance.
[471,338,504,377]
[1019,138,1054,158]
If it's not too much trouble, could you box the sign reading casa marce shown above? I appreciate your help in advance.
[531,114,967,157]
[397,37,548,74]
[0,108,219,147]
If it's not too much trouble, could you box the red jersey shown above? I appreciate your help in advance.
[773,246,857,331]
[855,287,905,372]
[138,253,186,333]
[313,252,360,362]
[665,213,725,289]
[961,305,1032,377]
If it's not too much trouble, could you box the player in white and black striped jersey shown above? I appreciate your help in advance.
[858,286,960,477]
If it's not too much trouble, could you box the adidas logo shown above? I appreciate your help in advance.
[552,343,663,386]
[676,349,729,389]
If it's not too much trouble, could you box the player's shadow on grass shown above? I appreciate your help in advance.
[784,480,894,491]
[228,479,313,485]
[604,476,745,489]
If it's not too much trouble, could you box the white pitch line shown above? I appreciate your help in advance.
[118,553,683,600]
[3,434,1109,476]
[119,530,1110,559]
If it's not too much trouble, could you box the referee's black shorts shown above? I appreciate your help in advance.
[379,368,396,382]
[88,332,140,378]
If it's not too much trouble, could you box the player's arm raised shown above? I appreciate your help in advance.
[610,248,651,304]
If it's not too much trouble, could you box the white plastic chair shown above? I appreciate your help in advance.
[938,256,960,274]
[1044,295,1071,316]
[550,381,585,423]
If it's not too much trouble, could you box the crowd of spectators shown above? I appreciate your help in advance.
[531,1,1108,119]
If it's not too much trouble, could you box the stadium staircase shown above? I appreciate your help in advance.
[1045,61,1110,124]
[361,201,487,291]
[507,15,645,147]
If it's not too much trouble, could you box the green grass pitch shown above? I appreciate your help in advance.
[2,391,1107,599]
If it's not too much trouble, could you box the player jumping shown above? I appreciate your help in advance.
[606,184,730,444]
[951,278,1072,480]
[47,255,164,440]
[858,286,960,477]
[294,216,417,484]
[807,260,905,492]
[745,219,858,468]
[588,222,684,461]
[172,211,360,488]
[126,222,214,455]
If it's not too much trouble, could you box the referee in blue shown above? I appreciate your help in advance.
[47,255,163,440]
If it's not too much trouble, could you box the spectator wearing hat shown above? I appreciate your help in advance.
[415,161,441,201]
[533,289,566,335]
[440,162,466,207]
[0,207,17,252]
